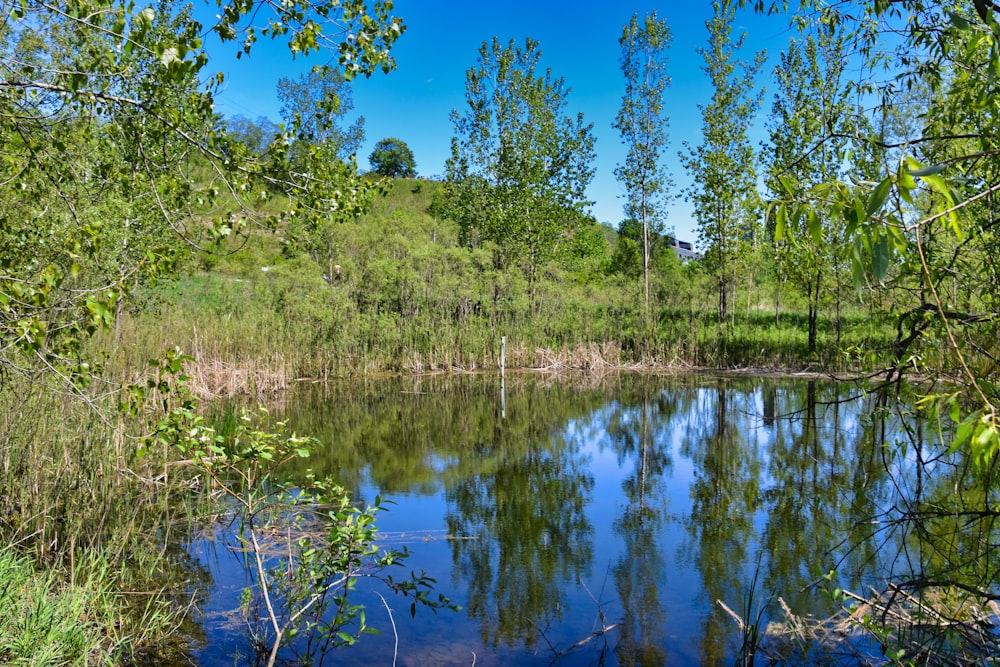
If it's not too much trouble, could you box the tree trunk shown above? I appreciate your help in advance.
[807,269,821,354]
[718,273,728,330]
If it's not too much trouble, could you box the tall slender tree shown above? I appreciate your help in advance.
[764,28,857,352]
[680,0,765,327]
[614,11,673,315]
[445,37,596,301]
[277,66,365,162]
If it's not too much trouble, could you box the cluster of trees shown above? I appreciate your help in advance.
[4,0,994,445]
[3,0,1000,658]
[434,0,1000,462]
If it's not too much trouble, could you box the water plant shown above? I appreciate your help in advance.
[149,365,455,666]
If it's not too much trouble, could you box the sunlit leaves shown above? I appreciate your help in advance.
[368,137,415,177]
[614,11,673,313]
[0,1,404,391]
[213,0,405,77]
[865,177,892,218]
[444,37,596,286]
[681,0,765,325]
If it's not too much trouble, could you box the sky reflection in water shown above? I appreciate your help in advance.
[190,373,899,666]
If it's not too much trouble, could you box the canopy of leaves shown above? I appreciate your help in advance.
[444,37,596,284]
[758,0,1000,461]
[369,137,416,177]
[277,66,365,161]
[614,11,674,311]
[614,11,673,233]
[0,0,404,389]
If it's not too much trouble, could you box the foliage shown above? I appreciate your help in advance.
[444,37,597,297]
[143,362,455,665]
[277,66,365,163]
[680,0,766,327]
[614,11,674,313]
[0,0,410,658]
[752,0,1000,657]
[763,0,1000,459]
[763,27,861,352]
[226,114,282,156]
[0,0,404,393]
[369,136,417,177]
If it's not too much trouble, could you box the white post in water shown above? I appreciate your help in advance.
[500,335,506,419]
[500,336,506,377]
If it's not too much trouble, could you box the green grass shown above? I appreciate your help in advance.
[0,376,207,664]
[0,546,180,665]
[105,177,898,387]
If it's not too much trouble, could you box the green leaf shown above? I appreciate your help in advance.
[947,10,970,30]
[807,208,822,245]
[865,177,892,218]
[772,203,787,242]
[871,236,890,281]
[950,410,981,452]
[897,162,916,205]
[851,240,866,291]
[907,163,945,177]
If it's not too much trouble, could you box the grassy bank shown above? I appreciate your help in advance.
[0,546,181,664]
[0,378,205,664]
[106,178,896,396]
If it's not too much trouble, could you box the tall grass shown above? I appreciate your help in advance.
[104,176,897,395]
[0,546,182,664]
[0,374,206,661]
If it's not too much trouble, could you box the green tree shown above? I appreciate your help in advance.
[0,0,404,388]
[0,0,408,644]
[614,11,673,315]
[609,220,644,279]
[369,136,416,177]
[445,37,596,301]
[757,2,1000,653]
[762,0,1000,457]
[226,114,281,156]
[680,0,765,328]
[277,66,365,163]
[763,29,857,352]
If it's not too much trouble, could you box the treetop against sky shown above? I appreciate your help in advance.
[206,0,793,245]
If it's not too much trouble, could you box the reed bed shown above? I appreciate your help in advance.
[760,589,1000,665]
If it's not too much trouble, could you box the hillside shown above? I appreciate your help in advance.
[113,177,892,396]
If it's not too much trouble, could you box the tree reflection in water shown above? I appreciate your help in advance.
[224,372,1000,665]
[606,380,678,666]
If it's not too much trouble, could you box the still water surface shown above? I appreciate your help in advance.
[189,372,903,665]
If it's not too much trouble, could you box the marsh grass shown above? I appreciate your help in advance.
[0,374,210,662]
[0,498,185,664]
[114,265,895,393]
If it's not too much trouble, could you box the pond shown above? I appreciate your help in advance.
[183,371,965,665]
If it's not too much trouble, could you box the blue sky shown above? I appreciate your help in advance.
[209,1,797,247]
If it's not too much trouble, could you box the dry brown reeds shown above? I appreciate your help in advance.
[184,353,293,400]
[756,587,1000,665]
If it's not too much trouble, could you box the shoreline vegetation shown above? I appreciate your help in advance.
[105,178,897,400]
[0,174,963,665]
[4,178,900,663]
[5,0,1000,661]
